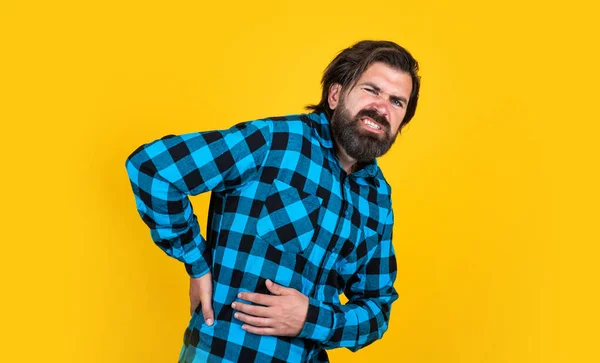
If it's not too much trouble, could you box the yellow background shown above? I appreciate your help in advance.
[1,0,599,362]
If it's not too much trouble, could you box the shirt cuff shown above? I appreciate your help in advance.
[184,258,210,278]
[297,297,335,342]
[184,243,212,278]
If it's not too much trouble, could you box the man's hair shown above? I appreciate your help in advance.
[306,40,421,131]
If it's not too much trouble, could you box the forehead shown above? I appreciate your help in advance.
[354,61,413,99]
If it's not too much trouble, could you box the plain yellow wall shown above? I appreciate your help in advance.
[1,0,599,362]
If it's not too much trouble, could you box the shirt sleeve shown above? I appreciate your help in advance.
[124,120,272,278]
[297,209,398,351]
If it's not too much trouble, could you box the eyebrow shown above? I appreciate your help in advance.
[360,82,408,105]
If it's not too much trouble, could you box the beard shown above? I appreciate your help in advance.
[330,97,398,163]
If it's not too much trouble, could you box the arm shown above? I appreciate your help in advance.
[124,120,272,278]
[298,210,398,351]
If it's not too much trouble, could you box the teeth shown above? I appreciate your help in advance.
[362,118,381,130]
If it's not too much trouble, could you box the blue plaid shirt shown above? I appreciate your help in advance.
[125,112,398,362]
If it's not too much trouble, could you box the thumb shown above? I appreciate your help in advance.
[266,279,287,296]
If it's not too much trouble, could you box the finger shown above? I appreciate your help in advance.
[199,276,214,326]
[190,297,200,316]
[189,283,201,316]
[241,324,277,336]
[238,291,277,306]
[233,311,273,327]
[231,301,271,317]
[265,279,288,296]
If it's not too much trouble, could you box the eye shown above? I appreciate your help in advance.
[391,99,404,108]
[364,87,378,95]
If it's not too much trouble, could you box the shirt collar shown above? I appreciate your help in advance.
[306,112,381,180]
[306,112,334,149]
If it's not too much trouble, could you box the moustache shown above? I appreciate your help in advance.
[355,109,390,132]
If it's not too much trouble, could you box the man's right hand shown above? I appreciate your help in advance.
[189,272,214,326]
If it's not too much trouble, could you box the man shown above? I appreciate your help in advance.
[125,40,420,362]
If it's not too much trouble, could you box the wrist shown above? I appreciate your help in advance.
[297,297,335,342]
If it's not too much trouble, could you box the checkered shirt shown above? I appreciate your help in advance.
[125,112,398,362]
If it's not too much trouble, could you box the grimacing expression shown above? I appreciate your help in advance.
[330,96,397,162]
[329,62,413,162]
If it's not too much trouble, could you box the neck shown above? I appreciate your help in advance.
[334,143,357,174]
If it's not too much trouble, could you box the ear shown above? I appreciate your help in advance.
[327,83,343,110]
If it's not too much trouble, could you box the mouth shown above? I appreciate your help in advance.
[359,117,385,134]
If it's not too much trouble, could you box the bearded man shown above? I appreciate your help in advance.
[125,40,420,362]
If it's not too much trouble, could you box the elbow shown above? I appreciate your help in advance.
[125,134,178,178]
[124,143,158,180]
[124,156,139,184]
[125,143,146,168]
[349,306,392,352]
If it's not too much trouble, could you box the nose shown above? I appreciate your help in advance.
[371,97,389,119]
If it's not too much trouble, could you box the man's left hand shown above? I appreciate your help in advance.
[231,279,309,337]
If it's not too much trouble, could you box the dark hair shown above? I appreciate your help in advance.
[306,40,421,131]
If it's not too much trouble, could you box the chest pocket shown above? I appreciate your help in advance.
[336,224,381,278]
[256,180,322,254]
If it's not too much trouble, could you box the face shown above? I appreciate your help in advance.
[328,61,413,162]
